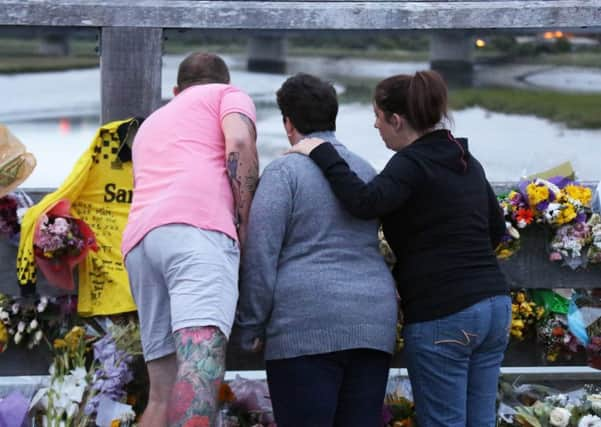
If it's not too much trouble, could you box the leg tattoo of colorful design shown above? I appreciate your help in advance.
[167,326,227,427]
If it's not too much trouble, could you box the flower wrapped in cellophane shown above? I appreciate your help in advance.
[549,222,592,270]
[33,199,98,290]
[586,214,601,264]
[520,177,591,226]
[568,291,601,370]
[0,190,33,246]
[510,290,545,341]
[517,176,594,269]
[496,190,535,259]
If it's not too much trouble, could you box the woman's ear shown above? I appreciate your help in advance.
[390,113,404,133]
[173,85,180,96]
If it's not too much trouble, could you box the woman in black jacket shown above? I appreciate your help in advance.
[288,70,510,427]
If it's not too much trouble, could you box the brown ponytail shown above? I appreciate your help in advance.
[374,70,449,133]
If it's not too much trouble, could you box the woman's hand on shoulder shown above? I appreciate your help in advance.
[286,137,326,156]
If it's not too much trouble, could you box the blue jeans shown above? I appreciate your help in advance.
[266,349,391,427]
[403,295,511,427]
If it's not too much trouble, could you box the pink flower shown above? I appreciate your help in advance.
[49,217,70,234]
[550,252,562,261]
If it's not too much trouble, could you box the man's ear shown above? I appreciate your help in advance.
[173,85,180,96]
[284,117,295,136]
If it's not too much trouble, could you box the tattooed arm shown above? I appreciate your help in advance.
[223,112,258,248]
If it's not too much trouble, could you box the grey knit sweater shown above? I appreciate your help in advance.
[237,131,398,360]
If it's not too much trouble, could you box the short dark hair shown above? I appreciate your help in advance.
[276,73,338,135]
[374,70,448,133]
[177,52,230,90]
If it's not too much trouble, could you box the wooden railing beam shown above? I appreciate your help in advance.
[0,1,599,30]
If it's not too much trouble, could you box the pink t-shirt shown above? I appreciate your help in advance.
[121,84,256,257]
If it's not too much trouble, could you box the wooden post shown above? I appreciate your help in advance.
[100,27,163,124]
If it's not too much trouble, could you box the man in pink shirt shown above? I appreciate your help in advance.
[122,52,258,427]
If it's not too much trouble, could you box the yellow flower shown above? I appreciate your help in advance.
[546,352,558,362]
[53,338,67,350]
[556,203,577,225]
[497,249,513,259]
[535,306,545,320]
[511,304,519,314]
[64,326,85,354]
[0,322,8,346]
[111,420,121,427]
[516,292,526,303]
[564,184,592,207]
[526,183,549,209]
[510,329,523,339]
[519,302,533,314]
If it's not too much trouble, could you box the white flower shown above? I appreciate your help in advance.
[29,319,38,330]
[14,331,22,344]
[16,207,28,224]
[579,415,601,427]
[588,394,601,415]
[49,217,70,234]
[37,299,48,313]
[66,402,79,418]
[11,303,19,315]
[69,367,88,383]
[549,407,571,427]
[0,310,9,322]
[34,330,43,344]
[17,321,25,333]
[39,214,49,230]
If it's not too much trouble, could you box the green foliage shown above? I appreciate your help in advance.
[450,88,601,129]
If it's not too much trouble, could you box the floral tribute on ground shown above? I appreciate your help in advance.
[496,175,600,270]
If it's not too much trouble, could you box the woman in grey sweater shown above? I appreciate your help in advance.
[236,73,398,427]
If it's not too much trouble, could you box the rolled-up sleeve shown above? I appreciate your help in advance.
[236,166,292,351]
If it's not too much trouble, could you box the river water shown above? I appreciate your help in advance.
[1,54,600,187]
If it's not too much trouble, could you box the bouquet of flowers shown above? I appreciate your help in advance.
[0,292,51,351]
[0,194,18,239]
[567,291,601,370]
[586,214,601,264]
[33,199,98,290]
[496,191,532,259]
[30,326,93,426]
[83,320,141,423]
[537,314,582,363]
[520,177,592,228]
[0,190,33,245]
[549,222,592,270]
[383,392,416,427]
[510,290,546,341]
[502,384,601,427]
[222,376,276,426]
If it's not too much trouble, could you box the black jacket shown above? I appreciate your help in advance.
[310,129,508,323]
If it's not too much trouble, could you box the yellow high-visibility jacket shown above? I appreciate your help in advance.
[17,118,139,316]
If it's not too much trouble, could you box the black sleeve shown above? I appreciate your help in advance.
[487,182,505,249]
[310,142,417,219]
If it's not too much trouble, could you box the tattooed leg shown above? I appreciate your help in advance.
[167,326,227,427]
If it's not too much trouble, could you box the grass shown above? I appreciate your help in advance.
[519,52,601,69]
[0,38,98,73]
[450,88,601,129]
[338,81,601,129]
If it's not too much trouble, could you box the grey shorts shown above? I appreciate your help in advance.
[125,224,240,361]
